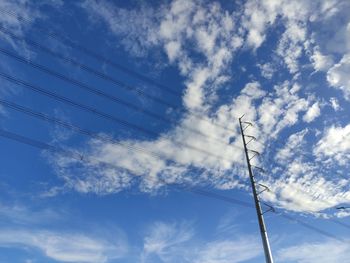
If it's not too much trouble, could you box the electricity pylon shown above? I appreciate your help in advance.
[239,115,274,263]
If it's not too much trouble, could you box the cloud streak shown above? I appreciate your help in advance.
[140,220,262,263]
[277,239,350,263]
[0,229,127,263]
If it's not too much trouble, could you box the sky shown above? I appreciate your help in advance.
[0,0,350,262]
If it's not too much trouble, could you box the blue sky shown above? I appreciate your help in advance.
[0,0,350,262]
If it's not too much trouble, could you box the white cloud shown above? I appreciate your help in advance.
[44,0,350,218]
[0,201,61,225]
[335,209,350,218]
[257,82,311,137]
[82,0,241,111]
[277,17,309,74]
[329,97,341,111]
[53,0,261,195]
[48,76,316,196]
[0,0,40,39]
[46,5,320,212]
[0,202,263,263]
[0,0,63,53]
[140,221,261,263]
[195,238,262,263]
[259,128,350,214]
[258,63,275,79]
[141,221,194,262]
[314,123,350,166]
[165,41,181,62]
[303,102,321,123]
[241,0,277,50]
[275,129,308,163]
[0,229,126,263]
[262,159,350,213]
[277,240,350,263]
[327,54,350,100]
[241,0,314,73]
[1,3,350,258]
[310,47,334,71]
[0,201,128,263]
[241,81,266,99]
[312,3,350,55]
[241,0,350,76]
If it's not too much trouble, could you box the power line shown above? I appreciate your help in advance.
[1,134,344,244]
[276,212,342,241]
[0,45,235,146]
[0,127,252,209]
[0,71,243,161]
[0,128,346,244]
[0,47,173,112]
[0,10,348,255]
[4,77,346,235]
[0,25,236,135]
[0,31,172,122]
[0,8,182,97]
[5,33,347,230]
[0,98,241,166]
[188,187,254,208]
[0,99,171,162]
[1,4,348,245]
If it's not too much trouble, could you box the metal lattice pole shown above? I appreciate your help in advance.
[239,116,274,263]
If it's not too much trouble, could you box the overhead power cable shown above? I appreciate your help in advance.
[0,24,236,134]
[0,9,182,97]
[0,45,234,146]
[4,83,346,233]
[276,212,342,241]
[0,98,241,164]
[0,127,252,209]
[0,47,172,109]
[0,73,242,162]
[0,99,173,162]
[0,8,347,245]
[0,128,345,244]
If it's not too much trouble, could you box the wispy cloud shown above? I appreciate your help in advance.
[277,239,350,263]
[195,238,262,263]
[0,204,262,263]
[0,200,128,263]
[141,221,194,262]
[140,220,262,263]
[0,201,61,225]
[0,229,127,263]
[30,0,350,218]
